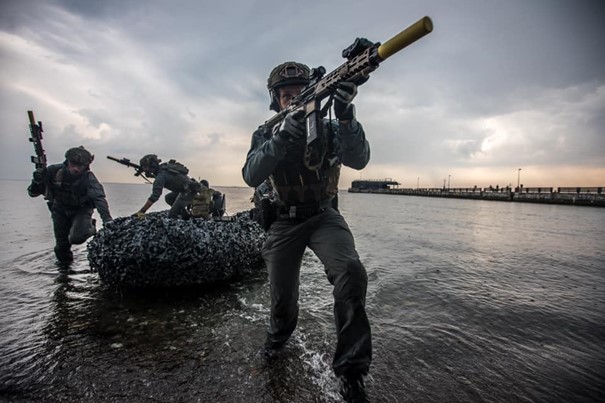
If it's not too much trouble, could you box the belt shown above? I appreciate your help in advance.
[278,201,330,222]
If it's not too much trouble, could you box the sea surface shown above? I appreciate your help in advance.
[0,179,604,402]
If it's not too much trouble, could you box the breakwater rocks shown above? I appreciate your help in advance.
[87,210,266,287]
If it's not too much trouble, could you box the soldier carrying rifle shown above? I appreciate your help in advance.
[242,17,433,402]
[26,112,112,263]
[108,155,225,219]
[132,154,201,219]
[243,60,372,402]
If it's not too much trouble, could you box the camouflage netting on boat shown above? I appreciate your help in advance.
[87,210,265,287]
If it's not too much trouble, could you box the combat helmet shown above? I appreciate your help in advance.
[267,61,310,112]
[65,146,94,165]
[140,154,161,174]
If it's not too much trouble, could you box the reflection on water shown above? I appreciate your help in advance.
[1,181,604,402]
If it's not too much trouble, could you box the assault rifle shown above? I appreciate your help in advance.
[261,16,433,169]
[107,155,153,183]
[27,110,52,206]
[28,110,47,171]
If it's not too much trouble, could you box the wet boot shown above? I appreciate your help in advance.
[54,246,73,264]
[261,337,287,360]
[338,373,369,403]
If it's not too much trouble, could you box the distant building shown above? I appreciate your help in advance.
[350,179,400,190]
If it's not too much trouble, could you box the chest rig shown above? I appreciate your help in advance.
[49,166,91,208]
[268,121,341,208]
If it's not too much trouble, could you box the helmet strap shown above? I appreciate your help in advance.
[269,89,280,112]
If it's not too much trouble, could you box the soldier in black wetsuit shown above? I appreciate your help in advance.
[242,62,372,402]
[133,154,201,219]
[27,146,113,263]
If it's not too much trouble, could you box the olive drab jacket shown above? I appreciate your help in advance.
[28,162,112,223]
[242,118,370,207]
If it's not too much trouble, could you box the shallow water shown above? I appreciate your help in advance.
[1,179,604,402]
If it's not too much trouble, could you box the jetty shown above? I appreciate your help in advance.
[348,179,605,207]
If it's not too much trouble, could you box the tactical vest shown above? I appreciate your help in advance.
[158,160,190,192]
[48,165,92,208]
[268,121,341,207]
[160,160,189,175]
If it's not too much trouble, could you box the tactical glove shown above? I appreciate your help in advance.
[132,211,146,219]
[273,110,306,146]
[32,168,46,183]
[333,82,357,121]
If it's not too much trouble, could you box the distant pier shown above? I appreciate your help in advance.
[348,180,605,207]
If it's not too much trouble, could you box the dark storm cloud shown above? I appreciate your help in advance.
[1,0,604,187]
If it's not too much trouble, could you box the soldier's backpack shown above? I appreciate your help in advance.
[161,159,189,175]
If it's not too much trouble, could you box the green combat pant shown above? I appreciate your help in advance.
[51,207,96,262]
[262,207,372,376]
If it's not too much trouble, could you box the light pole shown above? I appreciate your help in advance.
[517,168,522,191]
[448,174,451,190]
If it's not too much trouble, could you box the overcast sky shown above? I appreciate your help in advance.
[1,0,603,189]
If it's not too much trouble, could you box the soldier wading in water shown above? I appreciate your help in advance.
[242,62,372,402]
[27,146,113,263]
